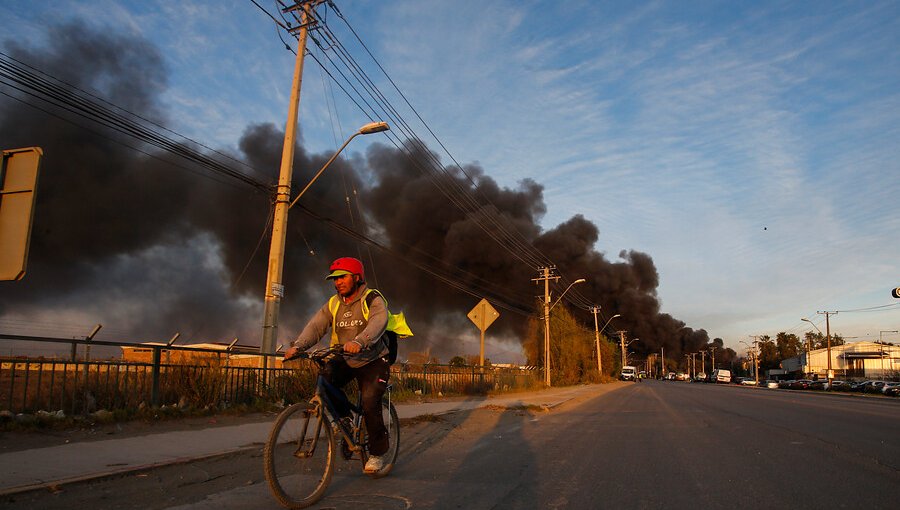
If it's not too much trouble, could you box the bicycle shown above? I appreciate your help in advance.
[264,346,400,509]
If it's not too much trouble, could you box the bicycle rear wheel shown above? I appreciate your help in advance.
[264,402,335,508]
[362,399,400,478]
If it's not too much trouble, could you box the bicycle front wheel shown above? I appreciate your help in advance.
[264,402,335,509]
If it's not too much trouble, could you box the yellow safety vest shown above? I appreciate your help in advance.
[327,288,413,346]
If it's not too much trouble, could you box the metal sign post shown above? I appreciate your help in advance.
[467,298,499,367]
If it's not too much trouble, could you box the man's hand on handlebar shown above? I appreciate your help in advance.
[343,340,362,354]
[283,346,302,361]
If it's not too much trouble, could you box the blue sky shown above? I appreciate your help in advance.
[4,0,899,355]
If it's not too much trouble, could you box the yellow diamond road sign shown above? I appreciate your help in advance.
[467,298,499,332]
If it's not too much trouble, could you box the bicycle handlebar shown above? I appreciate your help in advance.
[284,345,344,363]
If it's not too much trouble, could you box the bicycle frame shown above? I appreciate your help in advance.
[264,346,400,508]
[315,374,363,449]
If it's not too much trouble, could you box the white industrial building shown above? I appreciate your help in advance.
[781,341,900,380]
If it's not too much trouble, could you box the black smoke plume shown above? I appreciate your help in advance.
[0,22,712,362]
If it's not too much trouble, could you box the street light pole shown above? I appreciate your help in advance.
[818,311,837,386]
[591,307,620,379]
[802,317,823,378]
[260,1,316,364]
[260,120,388,364]
[880,330,898,378]
[537,271,585,387]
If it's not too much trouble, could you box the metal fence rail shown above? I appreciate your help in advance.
[1,335,539,416]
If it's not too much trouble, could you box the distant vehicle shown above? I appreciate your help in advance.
[620,366,637,381]
[739,377,758,386]
[884,385,900,397]
[694,373,707,382]
[809,380,828,390]
[881,382,900,394]
[765,380,779,389]
[666,372,676,380]
[676,372,688,381]
[639,371,647,379]
[865,381,888,394]
[828,380,849,391]
[713,369,731,383]
[790,379,813,390]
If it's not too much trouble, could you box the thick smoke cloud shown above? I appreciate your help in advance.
[0,22,711,362]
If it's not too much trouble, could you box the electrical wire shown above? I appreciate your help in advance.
[0,52,271,193]
[261,1,556,272]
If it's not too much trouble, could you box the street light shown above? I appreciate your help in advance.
[543,278,586,386]
[289,122,390,209]
[260,121,390,363]
[591,308,621,379]
[740,340,759,383]
[801,317,823,379]
[880,330,898,378]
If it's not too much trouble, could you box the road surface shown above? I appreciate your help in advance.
[3,381,898,509]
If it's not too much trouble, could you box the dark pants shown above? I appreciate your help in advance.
[322,356,391,456]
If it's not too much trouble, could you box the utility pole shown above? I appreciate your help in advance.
[881,330,899,378]
[709,346,717,373]
[260,0,322,366]
[533,267,558,386]
[748,335,760,383]
[618,331,628,367]
[700,350,706,375]
[819,311,838,386]
[660,347,665,377]
[591,306,602,379]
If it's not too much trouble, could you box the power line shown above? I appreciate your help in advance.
[0,51,272,193]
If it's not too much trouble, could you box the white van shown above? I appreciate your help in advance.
[620,366,637,381]
[713,369,731,383]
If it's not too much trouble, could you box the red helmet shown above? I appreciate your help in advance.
[326,257,365,282]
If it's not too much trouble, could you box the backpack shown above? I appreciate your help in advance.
[328,288,412,364]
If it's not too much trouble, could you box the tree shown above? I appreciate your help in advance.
[756,335,779,371]
[449,356,466,367]
[523,302,597,384]
[776,332,802,360]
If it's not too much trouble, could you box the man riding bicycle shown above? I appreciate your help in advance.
[284,257,391,474]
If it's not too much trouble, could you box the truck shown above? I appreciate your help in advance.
[713,369,731,383]
[620,366,637,381]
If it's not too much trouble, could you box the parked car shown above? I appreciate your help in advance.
[883,385,900,397]
[865,381,888,394]
[880,382,900,395]
[778,380,795,389]
[809,380,828,390]
[738,377,758,386]
[713,369,731,384]
[828,380,849,391]
[765,380,779,389]
[849,380,874,392]
[790,379,813,390]
[694,373,708,382]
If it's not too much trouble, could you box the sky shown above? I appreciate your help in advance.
[2,0,899,360]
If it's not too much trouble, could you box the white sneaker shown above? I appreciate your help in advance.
[364,454,386,473]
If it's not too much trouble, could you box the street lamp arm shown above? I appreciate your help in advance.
[289,121,390,210]
[600,314,622,334]
[801,317,824,335]
[547,278,586,313]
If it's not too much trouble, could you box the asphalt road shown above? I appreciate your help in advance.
[4,381,899,509]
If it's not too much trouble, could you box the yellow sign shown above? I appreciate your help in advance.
[0,147,42,281]
[467,298,499,332]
